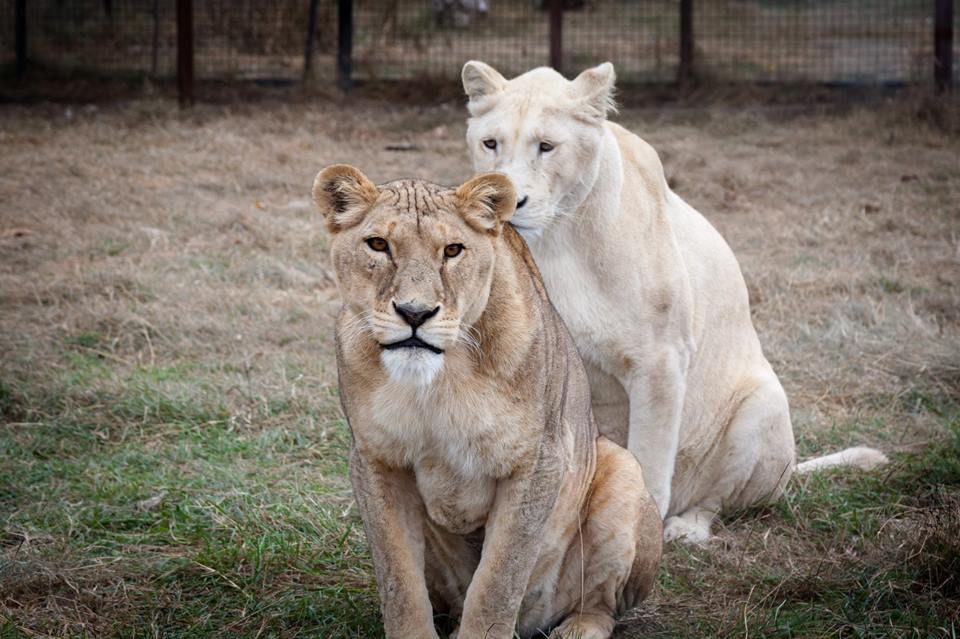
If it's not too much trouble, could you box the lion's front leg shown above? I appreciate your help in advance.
[623,346,690,519]
[349,447,440,639]
[457,438,564,639]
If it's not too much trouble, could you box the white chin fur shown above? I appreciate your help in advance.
[510,222,544,242]
[509,208,553,241]
[380,348,444,387]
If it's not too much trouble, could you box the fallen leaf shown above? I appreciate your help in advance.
[1,228,33,238]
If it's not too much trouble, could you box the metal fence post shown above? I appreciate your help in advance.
[304,0,320,82]
[176,0,194,107]
[935,0,954,91]
[549,0,563,73]
[679,0,694,83]
[151,0,160,76]
[337,0,353,89]
[15,0,26,79]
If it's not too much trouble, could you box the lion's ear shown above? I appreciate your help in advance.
[462,61,506,107]
[312,164,379,233]
[569,62,617,121]
[455,172,517,234]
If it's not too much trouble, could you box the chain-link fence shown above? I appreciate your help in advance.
[1,0,956,93]
[0,1,312,82]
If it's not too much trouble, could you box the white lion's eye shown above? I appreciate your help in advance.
[482,139,497,150]
[539,141,554,153]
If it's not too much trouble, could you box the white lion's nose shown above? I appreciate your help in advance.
[516,195,529,209]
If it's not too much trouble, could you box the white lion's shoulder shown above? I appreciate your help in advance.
[605,122,668,204]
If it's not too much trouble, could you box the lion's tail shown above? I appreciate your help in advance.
[794,446,889,475]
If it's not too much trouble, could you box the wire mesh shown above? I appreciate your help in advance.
[350,0,546,81]
[562,0,679,83]
[0,0,949,88]
[694,1,930,84]
[193,0,310,81]
[0,0,318,82]
[19,0,175,78]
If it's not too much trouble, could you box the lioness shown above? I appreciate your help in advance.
[313,165,661,639]
[461,61,887,544]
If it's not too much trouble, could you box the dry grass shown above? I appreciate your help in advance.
[1,92,958,637]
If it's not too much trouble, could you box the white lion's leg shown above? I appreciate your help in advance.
[666,375,794,545]
[585,362,629,448]
[623,348,689,519]
[721,376,795,509]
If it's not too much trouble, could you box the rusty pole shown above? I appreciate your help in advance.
[935,0,954,91]
[151,0,159,76]
[549,0,563,73]
[15,0,26,79]
[176,0,194,107]
[337,0,353,89]
[304,0,320,81]
[678,0,694,83]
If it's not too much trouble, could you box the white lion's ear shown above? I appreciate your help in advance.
[312,164,379,233]
[570,62,617,121]
[462,60,506,104]
[455,172,517,233]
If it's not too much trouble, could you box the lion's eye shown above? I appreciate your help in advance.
[482,139,497,150]
[444,243,464,259]
[539,141,554,153]
[366,237,389,253]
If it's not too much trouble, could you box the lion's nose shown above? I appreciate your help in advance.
[393,302,440,329]
[516,195,529,209]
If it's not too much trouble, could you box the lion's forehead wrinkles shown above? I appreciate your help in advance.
[378,180,458,219]
[381,179,448,198]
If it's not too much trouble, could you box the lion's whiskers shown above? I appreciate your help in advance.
[457,326,483,360]
[339,310,374,343]
[462,323,482,344]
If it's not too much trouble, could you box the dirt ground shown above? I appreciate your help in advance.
[1,92,958,637]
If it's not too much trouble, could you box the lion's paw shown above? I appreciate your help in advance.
[663,515,711,545]
[548,613,615,639]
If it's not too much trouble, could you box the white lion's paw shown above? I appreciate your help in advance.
[663,515,711,545]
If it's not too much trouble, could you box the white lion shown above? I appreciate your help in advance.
[461,61,887,544]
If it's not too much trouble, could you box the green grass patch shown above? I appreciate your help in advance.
[1,359,373,636]
[652,414,960,638]
[4,331,959,637]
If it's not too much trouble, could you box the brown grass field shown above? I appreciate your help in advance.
[1,92,959,637]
